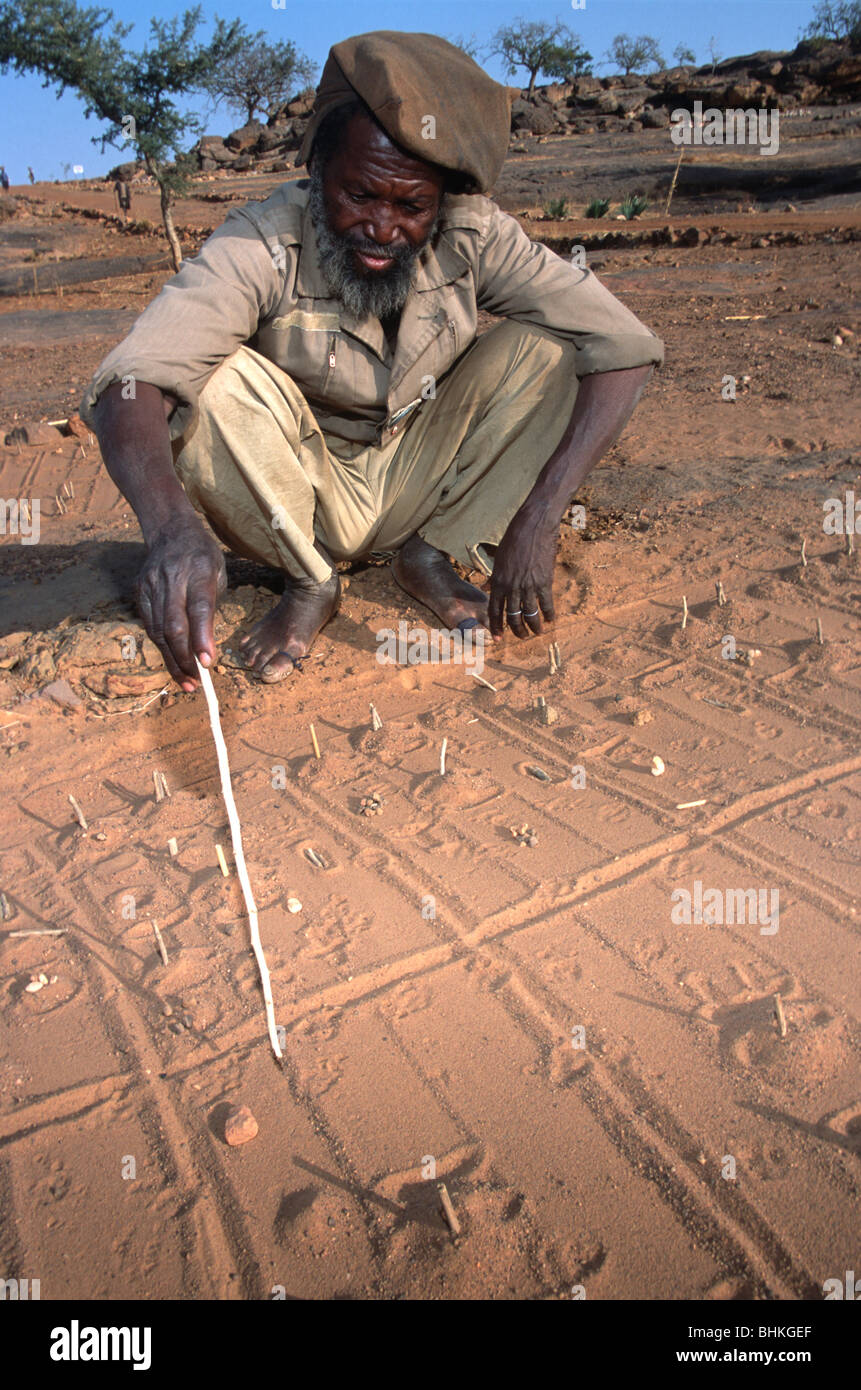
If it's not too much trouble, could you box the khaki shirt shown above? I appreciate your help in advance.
[82,180,663,448]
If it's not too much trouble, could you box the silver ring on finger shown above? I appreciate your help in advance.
[524,609,539,618]
[507,608,522,617]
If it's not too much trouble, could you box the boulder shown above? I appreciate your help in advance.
[256,126,288,153]
[199,137,233,165]
[231,153,253,171]
[106,161,140,182]
[510,100,558,134]
[0,194,16,221]
[641,105,667,128]
[595,91,625,115]
[199,157,217,173]
[4,421,64,446]
[286,92,315,117]
[225,120,264,152]
[541,81,575,104]
[568,75,603,100]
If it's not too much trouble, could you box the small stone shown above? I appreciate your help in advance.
[161,1002,173,1017]
[38,678,83,709]
[224,1104,259,1146]
[631,709,652,726]
[832,333,843,347]
[651,756,665,776]
[526,765,550,782]
[181,1011,194,1029]
[168,1020,185,1034]
[286,897,302,914]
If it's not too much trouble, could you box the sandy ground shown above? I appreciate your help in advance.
[0,126,859,1301]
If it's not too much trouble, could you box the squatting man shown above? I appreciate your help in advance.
[84,31,664,691]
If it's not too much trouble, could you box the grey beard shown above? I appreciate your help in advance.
[307,162,440,320]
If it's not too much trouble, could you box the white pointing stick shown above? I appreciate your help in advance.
[195,658,283,1063]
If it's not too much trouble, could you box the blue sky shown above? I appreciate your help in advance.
[1,0,819,183]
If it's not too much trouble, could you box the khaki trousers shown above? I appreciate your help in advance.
[173,319,581,584]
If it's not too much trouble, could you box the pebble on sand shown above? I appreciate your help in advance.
[225,1104,259,1146]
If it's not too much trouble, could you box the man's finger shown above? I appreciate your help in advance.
[488,580,507,637]
[186,571,220,665]
[142,583,187,686]
[537,583,556,624]
[522,589,543,635]
[506,589,528,639]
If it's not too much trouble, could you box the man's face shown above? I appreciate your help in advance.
[308,112,445,320]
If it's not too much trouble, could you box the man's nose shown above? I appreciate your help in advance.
[363,211,398,246]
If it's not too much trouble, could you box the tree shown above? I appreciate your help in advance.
[707,36,723,74]
[0,0,245,271]
[803,0,861,40]
[608,34,665,75]
[673,43,697,66]
[202,31,314,124]
[446,33,482,61]
[489,18,592,98]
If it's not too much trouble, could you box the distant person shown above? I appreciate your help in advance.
[0,168,10,192]
[28,166,35,185]
[113,177,132,222]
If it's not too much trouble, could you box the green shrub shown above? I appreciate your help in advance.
[543,196,570,219]
[584,196,610,218]
[620,193,648,219]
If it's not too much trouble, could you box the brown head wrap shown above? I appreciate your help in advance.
[295,31,512,194]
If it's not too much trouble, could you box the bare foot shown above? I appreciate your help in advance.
[391,533,488,629]
[239,570,340,682]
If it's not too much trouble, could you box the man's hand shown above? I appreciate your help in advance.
[488,510,557,639]
[135,518,226,691]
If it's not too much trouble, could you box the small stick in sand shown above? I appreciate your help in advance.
[847,529,854,556]
[816,617,824,645]
[676,799,707,809]
[55,493,66,515]
[157,771,170,799]
[8,928,66,937]
[681,595,688,630]
[304,847,326,869]
[552,641,562,671]
[440,737,448,777]
[715,581,726,606]
[549,644,557,675]
[369,703,383,731]
[68,478,75,499]
[68,794,88,830]
[215,843,229,877]
[773,992,787,1038]
[310,724,321,760]
[196,659,282,1063]
[437,1182,461,1238]
[800,538,807,567]
[153,770,164,803]
[471,672,497,691]
[152,920,169,966]
[167,837,179,858]
[0,892,12,920]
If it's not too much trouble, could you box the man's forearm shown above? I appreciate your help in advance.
[518,363,654,528]
[93,381,199,545]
